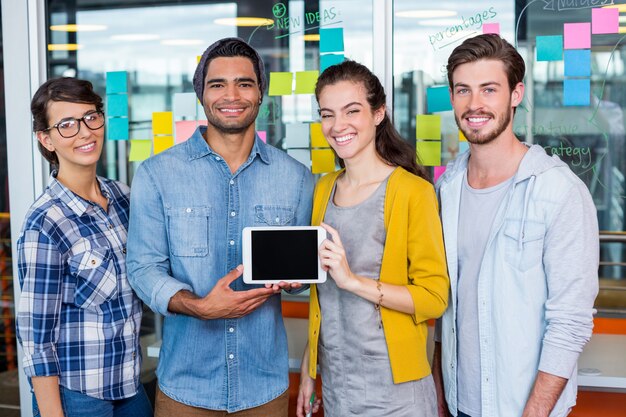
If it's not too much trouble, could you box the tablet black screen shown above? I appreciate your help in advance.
[250,229,319,281]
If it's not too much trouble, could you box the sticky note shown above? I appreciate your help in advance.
[482,23,500,35]
[434,166,447,182]
[320,28,344,53]
[107,94,128,117]
[459,141,469,154]
[287,149,311,168]
[154,135,174,154]
[459,130,467,142]
[416,141,441,167]
[129,140,151,162]
[320,53,344,72]
[285,123,310,148]
[564,49,591,77]
[295,71,319,95]
[269,72,293,96]
[311,96,320,121]
[563,79,590,106]
[312,149,336,174]
[426,86,452,113]
[107,117,129,140]
[175,120,198,144]
[173,92,198,120]
[257,131,267,143]
[564,23,591,50]
[416,114,441,140]
[106,71,127,94]
[536,36,563,61]
[153,112,173,135]
[592,7,619,35]
[310,123,329,147]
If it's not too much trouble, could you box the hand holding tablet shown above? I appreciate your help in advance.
[242,226,327,284]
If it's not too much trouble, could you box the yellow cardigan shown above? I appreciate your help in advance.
[307,167,449,384]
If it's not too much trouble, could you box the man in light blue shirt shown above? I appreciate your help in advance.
[127,38,314,416]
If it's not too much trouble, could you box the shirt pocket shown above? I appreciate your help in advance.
[254,205,296,226]
[503,219,545,272]
[68,247,118,309]
[167,206,211,257]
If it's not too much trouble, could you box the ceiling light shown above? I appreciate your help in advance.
[111,34,160,42]
[48,44,82,51]
[396,10,457,18]
[161,39,204,46]
[214,17,274,27]
[302,34,320,41]
[50,24,107,32]
[417,18,463,27]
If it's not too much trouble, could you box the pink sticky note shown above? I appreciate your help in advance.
[564,23,591,49]
[592,7,619,35]
[175,120,197,144]
[483,23,500,35]
[258,131,267,143]
[434,166,447,182]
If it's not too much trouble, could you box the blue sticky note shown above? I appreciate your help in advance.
[564,50,591,77]
[459,141,470,154]
[320,53,344,72]
[320,28,344,53]
[427,86,452,113]
[106,71,128,94]
[563,79,590,106]
[107,94,128,117]
[536,36,563,62]
[107,117,129,140]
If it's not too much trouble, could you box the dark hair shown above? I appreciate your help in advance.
[315,60,429,181]
[193,37,266,103]
[31,77,104,165]
[447,34,525,91]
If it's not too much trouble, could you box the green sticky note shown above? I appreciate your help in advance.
[107,117,129,140]
[269,72,293,96]
[129,140,151,162]
[106,71,128,94]
[416,114,441,140]
[416,141,441,167]
[107,94,128,117]
[295,71,319,95]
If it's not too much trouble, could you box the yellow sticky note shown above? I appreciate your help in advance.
[269,72,293,96]
[459,129,467,142]
[310,123,329,148]
[153,112,173,135]
[154,135,174,155]
[416,141,441,167]
[295,71,319,94]
[416,114,441,140]
[311,149,336,174]
[197,55,202,64]
[129,140,152,162]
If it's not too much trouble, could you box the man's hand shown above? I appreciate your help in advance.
[433,342,451,417]
[168,265,278,319]
[522,371,568,417]
[265,281,303,292]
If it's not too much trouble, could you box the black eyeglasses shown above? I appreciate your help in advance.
[43,110,105,138]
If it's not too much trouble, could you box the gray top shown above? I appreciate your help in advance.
[318,177,436,417]
[457,172,514,416]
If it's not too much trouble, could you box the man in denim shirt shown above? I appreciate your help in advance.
[127,38,314,417]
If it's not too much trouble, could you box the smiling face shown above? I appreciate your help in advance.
[318,80,384,162]
[37,101,104,172]
[450,59,523,145]
[202,56,261,135]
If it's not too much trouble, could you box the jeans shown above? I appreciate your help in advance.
[33,384,153,417]
[457,412,472,417]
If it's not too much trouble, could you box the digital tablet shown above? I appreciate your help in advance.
[242,226,327,284]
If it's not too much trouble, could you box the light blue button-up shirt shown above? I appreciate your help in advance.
[127,127,314,412]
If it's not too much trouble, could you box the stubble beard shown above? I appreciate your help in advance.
[455,105,512,146]
[205,102,260,134]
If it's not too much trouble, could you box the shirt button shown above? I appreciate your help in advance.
[186,208,192,213]
[108,224,113,229]
[122,247,127,254]
[275,217,280,222]
[230,211,236,217]
[91,259,96,265]
[215,156,221,161]
[229,354,234,359]
[229,327,234,332]
[229,240,235,246]
[230,180,235,185]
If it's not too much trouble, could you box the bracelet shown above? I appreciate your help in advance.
[375,281,383,329]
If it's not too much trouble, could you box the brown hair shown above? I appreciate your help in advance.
[31,77,104,166]
[315,60,429,181]
[447,34,525,91]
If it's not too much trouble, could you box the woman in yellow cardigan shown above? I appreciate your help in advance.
[296,60,449,417]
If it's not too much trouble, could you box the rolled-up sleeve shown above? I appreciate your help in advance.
[16,229,63,377]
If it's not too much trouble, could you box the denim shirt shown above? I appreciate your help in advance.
[127,127,314,412]
[436,145,598,417]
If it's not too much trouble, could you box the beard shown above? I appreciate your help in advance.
[455,105,512,145]
[204,102,260,134]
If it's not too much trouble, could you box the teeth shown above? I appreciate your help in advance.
[77,143,95,151]
[335,134,354,143]
[221,108,243,113]
[468,117,489,123]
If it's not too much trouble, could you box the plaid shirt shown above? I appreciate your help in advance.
[16,173,142,400]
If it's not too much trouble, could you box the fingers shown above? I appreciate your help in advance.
[219,265,243,286]
[321,222,343,247]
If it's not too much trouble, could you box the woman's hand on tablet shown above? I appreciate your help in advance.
[319,223,358,291]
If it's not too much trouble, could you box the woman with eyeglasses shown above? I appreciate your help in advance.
[16,77,152,417]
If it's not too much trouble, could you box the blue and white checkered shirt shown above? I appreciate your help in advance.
[16,172,142,400]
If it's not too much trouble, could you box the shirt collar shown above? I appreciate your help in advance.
[186,126,271,165]
[47,171,110,217]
